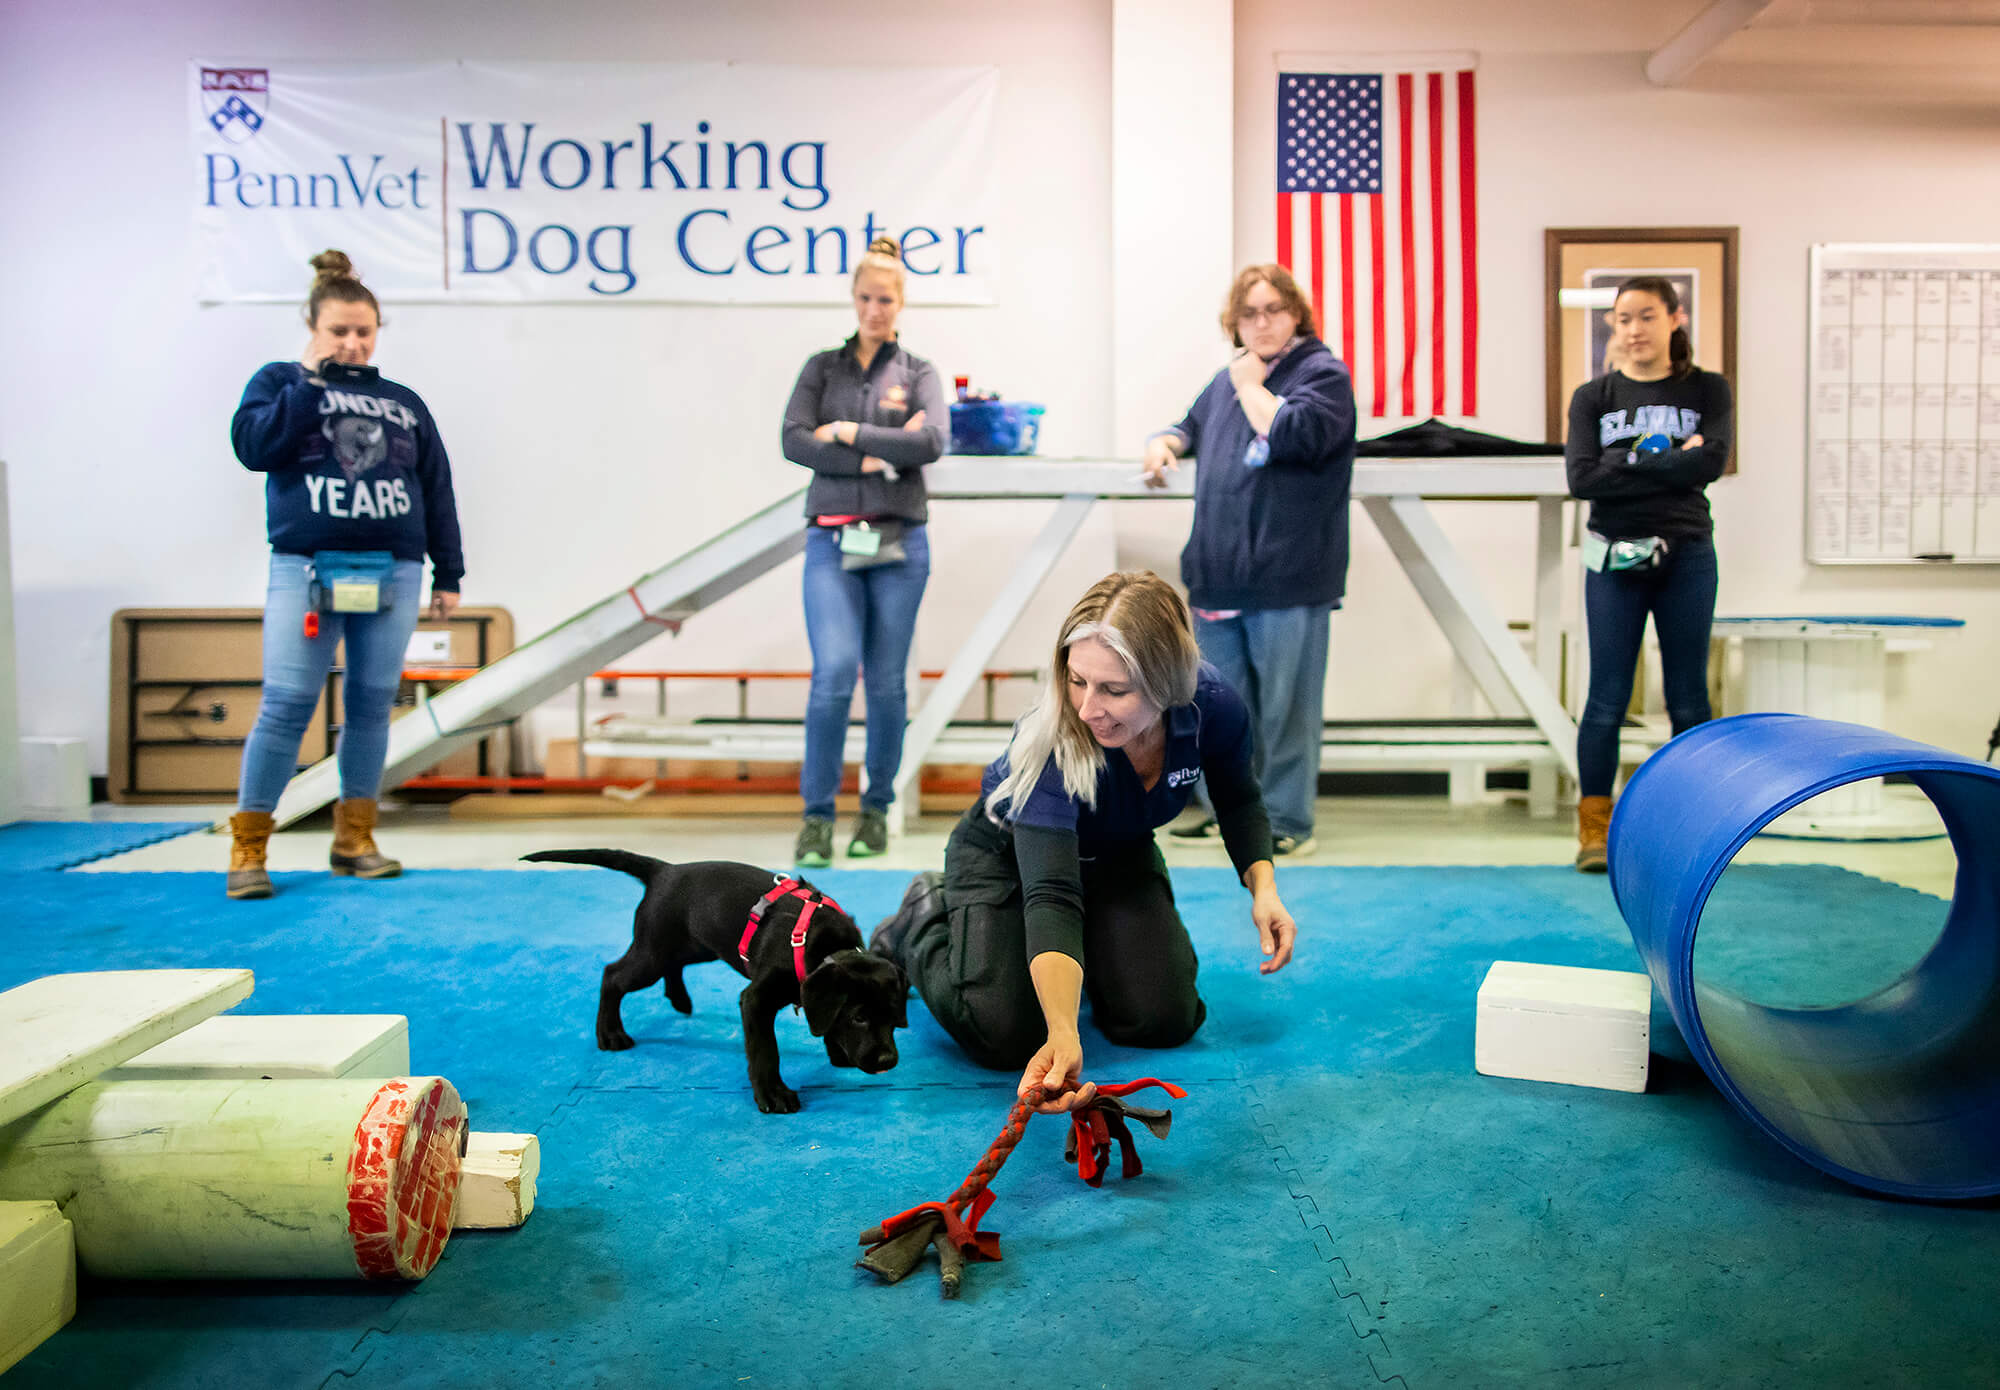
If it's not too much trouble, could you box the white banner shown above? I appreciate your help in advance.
[191,61,997,305]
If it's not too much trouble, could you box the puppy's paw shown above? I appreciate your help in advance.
[754,1082,801,1114]
[597,1028,636,1051]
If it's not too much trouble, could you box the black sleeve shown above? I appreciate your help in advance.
[1564,378,1690,502]
[1645,372,1732,489]
[1207,745,1275,880]
[1015,823,1086,966]
[780,355,866,477]
[1198,683,1277,878]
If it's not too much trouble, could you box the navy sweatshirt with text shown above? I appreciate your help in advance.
[231,361,466,591]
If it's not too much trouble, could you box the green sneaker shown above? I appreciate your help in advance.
[794,817,834,868]
[848,807,889,858]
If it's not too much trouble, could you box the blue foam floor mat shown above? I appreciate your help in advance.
[0,821,206,872]
[3,862,1995,1388]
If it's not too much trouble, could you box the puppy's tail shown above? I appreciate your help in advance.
[520,848,668,884]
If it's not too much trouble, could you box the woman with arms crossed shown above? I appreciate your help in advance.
[780,237,949,866]
[1565,276,1731,872]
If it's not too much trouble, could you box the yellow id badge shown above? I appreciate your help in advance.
[330,579,383,613]
[839,524,883,558]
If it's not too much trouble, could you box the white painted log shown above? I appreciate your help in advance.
[0,1201,76,1375]
[0,969,256,1126]
[0,1076,464,1280]
[454,1132,539,1230]
[105,1014,410,1081]
[1475,961,1653,1093]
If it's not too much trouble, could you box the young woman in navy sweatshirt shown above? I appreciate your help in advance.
[224,251,466,899]
[1564,276,1731,872]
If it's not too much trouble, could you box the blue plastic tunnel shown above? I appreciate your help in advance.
[1609,713,2000,1200]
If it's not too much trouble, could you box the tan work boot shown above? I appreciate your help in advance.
[226,811,275,900]
[330,798,402,879]
[1575,795,1612,874]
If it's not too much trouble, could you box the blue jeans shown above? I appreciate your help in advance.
[1194,605,1331,840]
[800,524,930,819]
[1578,535,1718,799]
[237,553,425,814]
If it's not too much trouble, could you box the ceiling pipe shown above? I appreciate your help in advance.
[1645,0,1780,85]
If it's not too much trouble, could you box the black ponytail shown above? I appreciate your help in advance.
[1615,275,1693,378]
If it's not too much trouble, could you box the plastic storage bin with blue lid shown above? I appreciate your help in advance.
[949,401,1045,455]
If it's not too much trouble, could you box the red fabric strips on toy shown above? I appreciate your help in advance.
[1065,1077,1186,1186]
[856,1077,1188,1298]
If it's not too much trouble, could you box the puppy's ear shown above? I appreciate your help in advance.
[799,967,841,1037]
[892,965,909,1027]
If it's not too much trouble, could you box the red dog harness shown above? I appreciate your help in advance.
[739,876,844,984]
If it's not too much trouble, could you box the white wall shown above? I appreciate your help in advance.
[0,0,1118,772]
[1235,0,2000,756]
[0,462,20,823]
[4,0,1997,778]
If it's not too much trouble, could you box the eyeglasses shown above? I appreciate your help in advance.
[1237,304,1293,326]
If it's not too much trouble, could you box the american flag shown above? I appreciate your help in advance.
[1277,65,1479,418]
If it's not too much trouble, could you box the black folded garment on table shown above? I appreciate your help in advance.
[1356,418,1564,457]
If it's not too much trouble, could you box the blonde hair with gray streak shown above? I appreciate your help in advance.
[986,571,1201,821]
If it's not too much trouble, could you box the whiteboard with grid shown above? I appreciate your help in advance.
[1807,244,2000,565]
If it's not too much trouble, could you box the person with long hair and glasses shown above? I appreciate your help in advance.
[870,571,1299,1115]
[1564,276,1732,872]
[225,251,465,899]
[781,237,948,866]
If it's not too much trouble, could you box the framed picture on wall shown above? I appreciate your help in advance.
[1545,226,1739,471]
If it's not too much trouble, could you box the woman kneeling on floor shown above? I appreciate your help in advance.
[871,570,1299,1114]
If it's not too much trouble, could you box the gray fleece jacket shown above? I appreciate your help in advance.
[781,335,949,523]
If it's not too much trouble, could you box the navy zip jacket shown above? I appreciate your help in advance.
[1160,337,1357,611]
[231,361,466,591]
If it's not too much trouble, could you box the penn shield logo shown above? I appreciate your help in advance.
[202,68,269,144]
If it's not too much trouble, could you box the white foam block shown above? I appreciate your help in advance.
[455,1132,539,1230]
[1475,961,1653,1094]
[0,1201,77,1375]
[104,1014,410,1081]
[0,970,256,1126]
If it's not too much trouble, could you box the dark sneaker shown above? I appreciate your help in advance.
[794,817,834,868]
[1272,834,1317,858]
[848,807,889,858]
[1168,816,1220,840]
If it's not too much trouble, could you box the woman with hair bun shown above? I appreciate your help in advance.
[223,250,466,900]
[1564,275,1732,873]
[870,571,1299,1114]
[780,236,949,866]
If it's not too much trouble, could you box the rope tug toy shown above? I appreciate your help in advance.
[856,1077,1188,1297]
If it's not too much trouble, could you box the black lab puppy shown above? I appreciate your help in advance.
[523,849,907,1113]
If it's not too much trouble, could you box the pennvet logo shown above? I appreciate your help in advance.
[203,68,269,144]
[1166,767,1201,788]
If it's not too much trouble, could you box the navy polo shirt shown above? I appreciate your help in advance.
[984,664,1252,848]
[979,664,1273,965]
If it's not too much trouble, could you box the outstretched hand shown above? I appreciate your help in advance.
[1018,1034,1098,1115]
[1253,889,1297,974]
